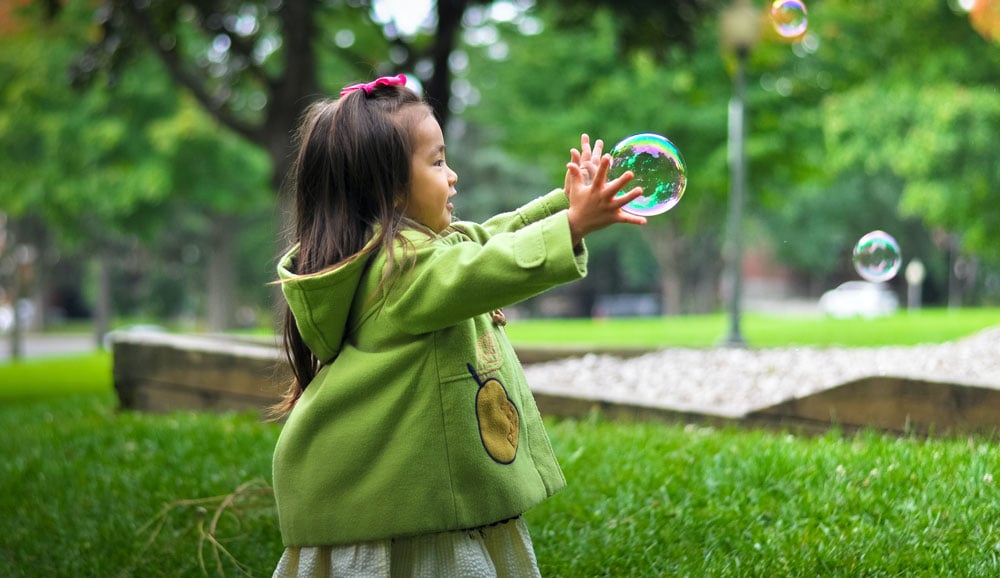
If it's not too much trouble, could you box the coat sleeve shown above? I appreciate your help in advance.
[381,210,587,334]
[460,189,570,241]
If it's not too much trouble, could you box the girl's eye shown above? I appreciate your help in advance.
[434,159,445,167]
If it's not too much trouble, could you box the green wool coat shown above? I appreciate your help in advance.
[273,189,588,546]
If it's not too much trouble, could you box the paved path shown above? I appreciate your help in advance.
[0,333,98,362]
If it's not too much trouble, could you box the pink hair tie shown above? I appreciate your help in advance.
[339,74,407,97]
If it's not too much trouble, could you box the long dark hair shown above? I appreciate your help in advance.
[271,84,430,418]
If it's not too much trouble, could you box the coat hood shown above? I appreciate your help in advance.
[277,244,373,364]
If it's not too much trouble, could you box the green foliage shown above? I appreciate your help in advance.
[729,0,1000,298]
[0,12,174,244]
[825,83,1000,261]
[6,0,1000,324]
[815,0,1000,88]
[806,0,1000,263]
[0,1,276,324]
[0,2,267,247]
[461,8,736,304]
[465,8,732,214]
[549,0,721,54]
[444,122,553,223]
[148,95,271,214]
[759,171,936,281]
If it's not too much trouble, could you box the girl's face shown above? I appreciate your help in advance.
[405,112,458,233]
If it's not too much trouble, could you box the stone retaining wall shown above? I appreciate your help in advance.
[111,332,1000,436]
[112,332,287,413]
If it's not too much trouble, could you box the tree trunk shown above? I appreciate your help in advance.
[93,253,111,349]
[428,0,467,127]
[9,259,24,361]
[206,214,236,332]
[645,222,684,315]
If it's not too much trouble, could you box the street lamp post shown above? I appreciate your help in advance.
[719,0,759,348]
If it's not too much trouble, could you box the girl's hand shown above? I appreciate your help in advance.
[565,134,604,192]
[565,151,646,246]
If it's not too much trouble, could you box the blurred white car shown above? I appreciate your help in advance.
[0,299,33,333]
[0,303,11,333]
[819,281,898,318]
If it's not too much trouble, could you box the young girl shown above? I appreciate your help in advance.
[270,74,646,577]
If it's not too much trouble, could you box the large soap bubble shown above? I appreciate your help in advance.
[853,230,901,282]
[608,133,687,217]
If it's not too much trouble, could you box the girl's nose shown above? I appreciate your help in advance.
[448,167,458,186]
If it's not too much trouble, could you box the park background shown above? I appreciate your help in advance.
[2,0,999,344]
[3,0,1000,576]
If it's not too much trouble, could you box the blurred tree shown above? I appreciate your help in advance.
[64,0,556,328]
[72,0,498,234]
[812,0,1000,303]
[0,2,271,336]
[461,0,1000,310]
[462,7,732,313]
[718,0,1000,304]
[825,86,1000,262]
[7,0,1000,329]
[147,96,272,329]
[0,3,176,342]
[550,0,725,54]
[71,0,725,318]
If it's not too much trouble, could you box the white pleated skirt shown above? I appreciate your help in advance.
[271,517,541,578]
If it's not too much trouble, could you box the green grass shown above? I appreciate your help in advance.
[505,307,1000,348]
[0,352,112,403]
[530,415,1000,577]
[3,311,999,575]
[2,395,999,577]
[0,394,281,577]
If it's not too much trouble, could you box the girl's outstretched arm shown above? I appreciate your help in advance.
[565,151,646,247]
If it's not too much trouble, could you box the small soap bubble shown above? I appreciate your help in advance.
[771,0,808,39]
[853,231,901,282]
[608,133,687,217]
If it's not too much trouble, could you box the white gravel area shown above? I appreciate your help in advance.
[524,326,1000,418]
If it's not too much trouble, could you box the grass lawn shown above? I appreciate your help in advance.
[504,307,1000,348]
[0,394,280,577]
[2,311,1000,576]
[2,394,999,576]
[0,352,112,402]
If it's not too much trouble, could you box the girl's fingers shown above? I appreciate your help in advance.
[592,139,604,160]
[565,162,584,182]
[614,186,644,206]
[614,187,648,226]
[591,154,612,189]
[605,168,635,193]
[580,134,592,161]
[618,212,648,226]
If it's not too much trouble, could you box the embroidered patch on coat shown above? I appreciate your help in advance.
[467,364,519,464]
[475,332,503,375]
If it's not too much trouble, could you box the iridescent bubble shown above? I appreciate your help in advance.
[771,0,808,39]
[608,133,687,217]
[853,231,902,283]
